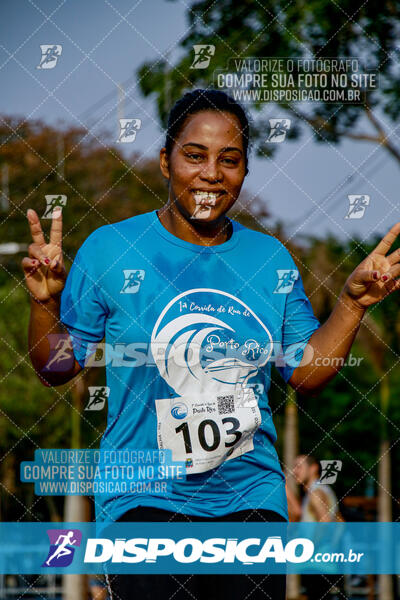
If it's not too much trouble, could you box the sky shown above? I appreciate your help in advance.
[0,0,399,246]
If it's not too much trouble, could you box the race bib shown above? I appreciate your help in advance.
[155,388,261,474]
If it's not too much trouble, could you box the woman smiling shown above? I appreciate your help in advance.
[23,89,400,599]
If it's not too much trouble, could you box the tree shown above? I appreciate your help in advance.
[138,0,400,164]
[0,117,168,522]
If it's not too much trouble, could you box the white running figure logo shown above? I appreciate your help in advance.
[45,531,77,566]
[45,337,73,370]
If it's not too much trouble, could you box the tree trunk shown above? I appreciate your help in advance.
[284,385,298,494]
[63,377,88,600]
[284,385,300,599]
[378,377,393,600]
[63,495,90,600]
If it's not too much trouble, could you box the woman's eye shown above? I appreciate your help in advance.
[184,153,238,164]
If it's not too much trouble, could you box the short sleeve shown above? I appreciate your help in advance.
[60,234,109,367]
[276,258,320,383]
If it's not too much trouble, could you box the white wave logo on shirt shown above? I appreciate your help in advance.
[151,289,273,398]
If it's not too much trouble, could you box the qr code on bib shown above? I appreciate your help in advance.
[217,395,235,414]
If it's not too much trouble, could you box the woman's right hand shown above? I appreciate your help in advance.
[22,208,67,303]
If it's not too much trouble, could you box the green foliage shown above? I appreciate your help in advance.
[1,116,400,521]
[0,117,167,267]
[0,118,168,520]
[138,0,400,159]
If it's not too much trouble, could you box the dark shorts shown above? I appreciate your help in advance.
[104,505,287,600]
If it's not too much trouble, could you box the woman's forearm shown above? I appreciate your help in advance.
[289,291,366,394]
[28,297,81,386]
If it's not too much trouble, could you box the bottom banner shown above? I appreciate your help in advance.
[0,522,397,574]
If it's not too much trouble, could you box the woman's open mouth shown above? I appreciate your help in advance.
[192,190,225,206]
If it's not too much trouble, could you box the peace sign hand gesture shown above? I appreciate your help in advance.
[343,222,400,309]
[22,208,66,303]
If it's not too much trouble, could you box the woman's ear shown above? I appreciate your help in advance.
[160,148,170,180]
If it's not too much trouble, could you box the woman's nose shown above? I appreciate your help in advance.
[199,159,223,182]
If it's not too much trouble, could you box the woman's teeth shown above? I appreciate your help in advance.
[193,191,219,205]
[191,191,222,219]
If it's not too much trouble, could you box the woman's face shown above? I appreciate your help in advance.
[160,110,247,224]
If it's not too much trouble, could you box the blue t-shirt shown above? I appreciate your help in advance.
[60,210,320,524]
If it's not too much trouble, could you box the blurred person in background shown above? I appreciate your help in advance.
[89,575,109,600]
[294,455,340,522]
[292,455,346,600]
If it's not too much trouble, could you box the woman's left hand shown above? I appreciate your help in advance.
[343,222,400,309]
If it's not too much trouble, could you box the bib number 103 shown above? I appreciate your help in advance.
[175,417,241,454]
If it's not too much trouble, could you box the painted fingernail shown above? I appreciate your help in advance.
[44,258,50,265]
[382,275,389,281]
[373,271,379,279]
